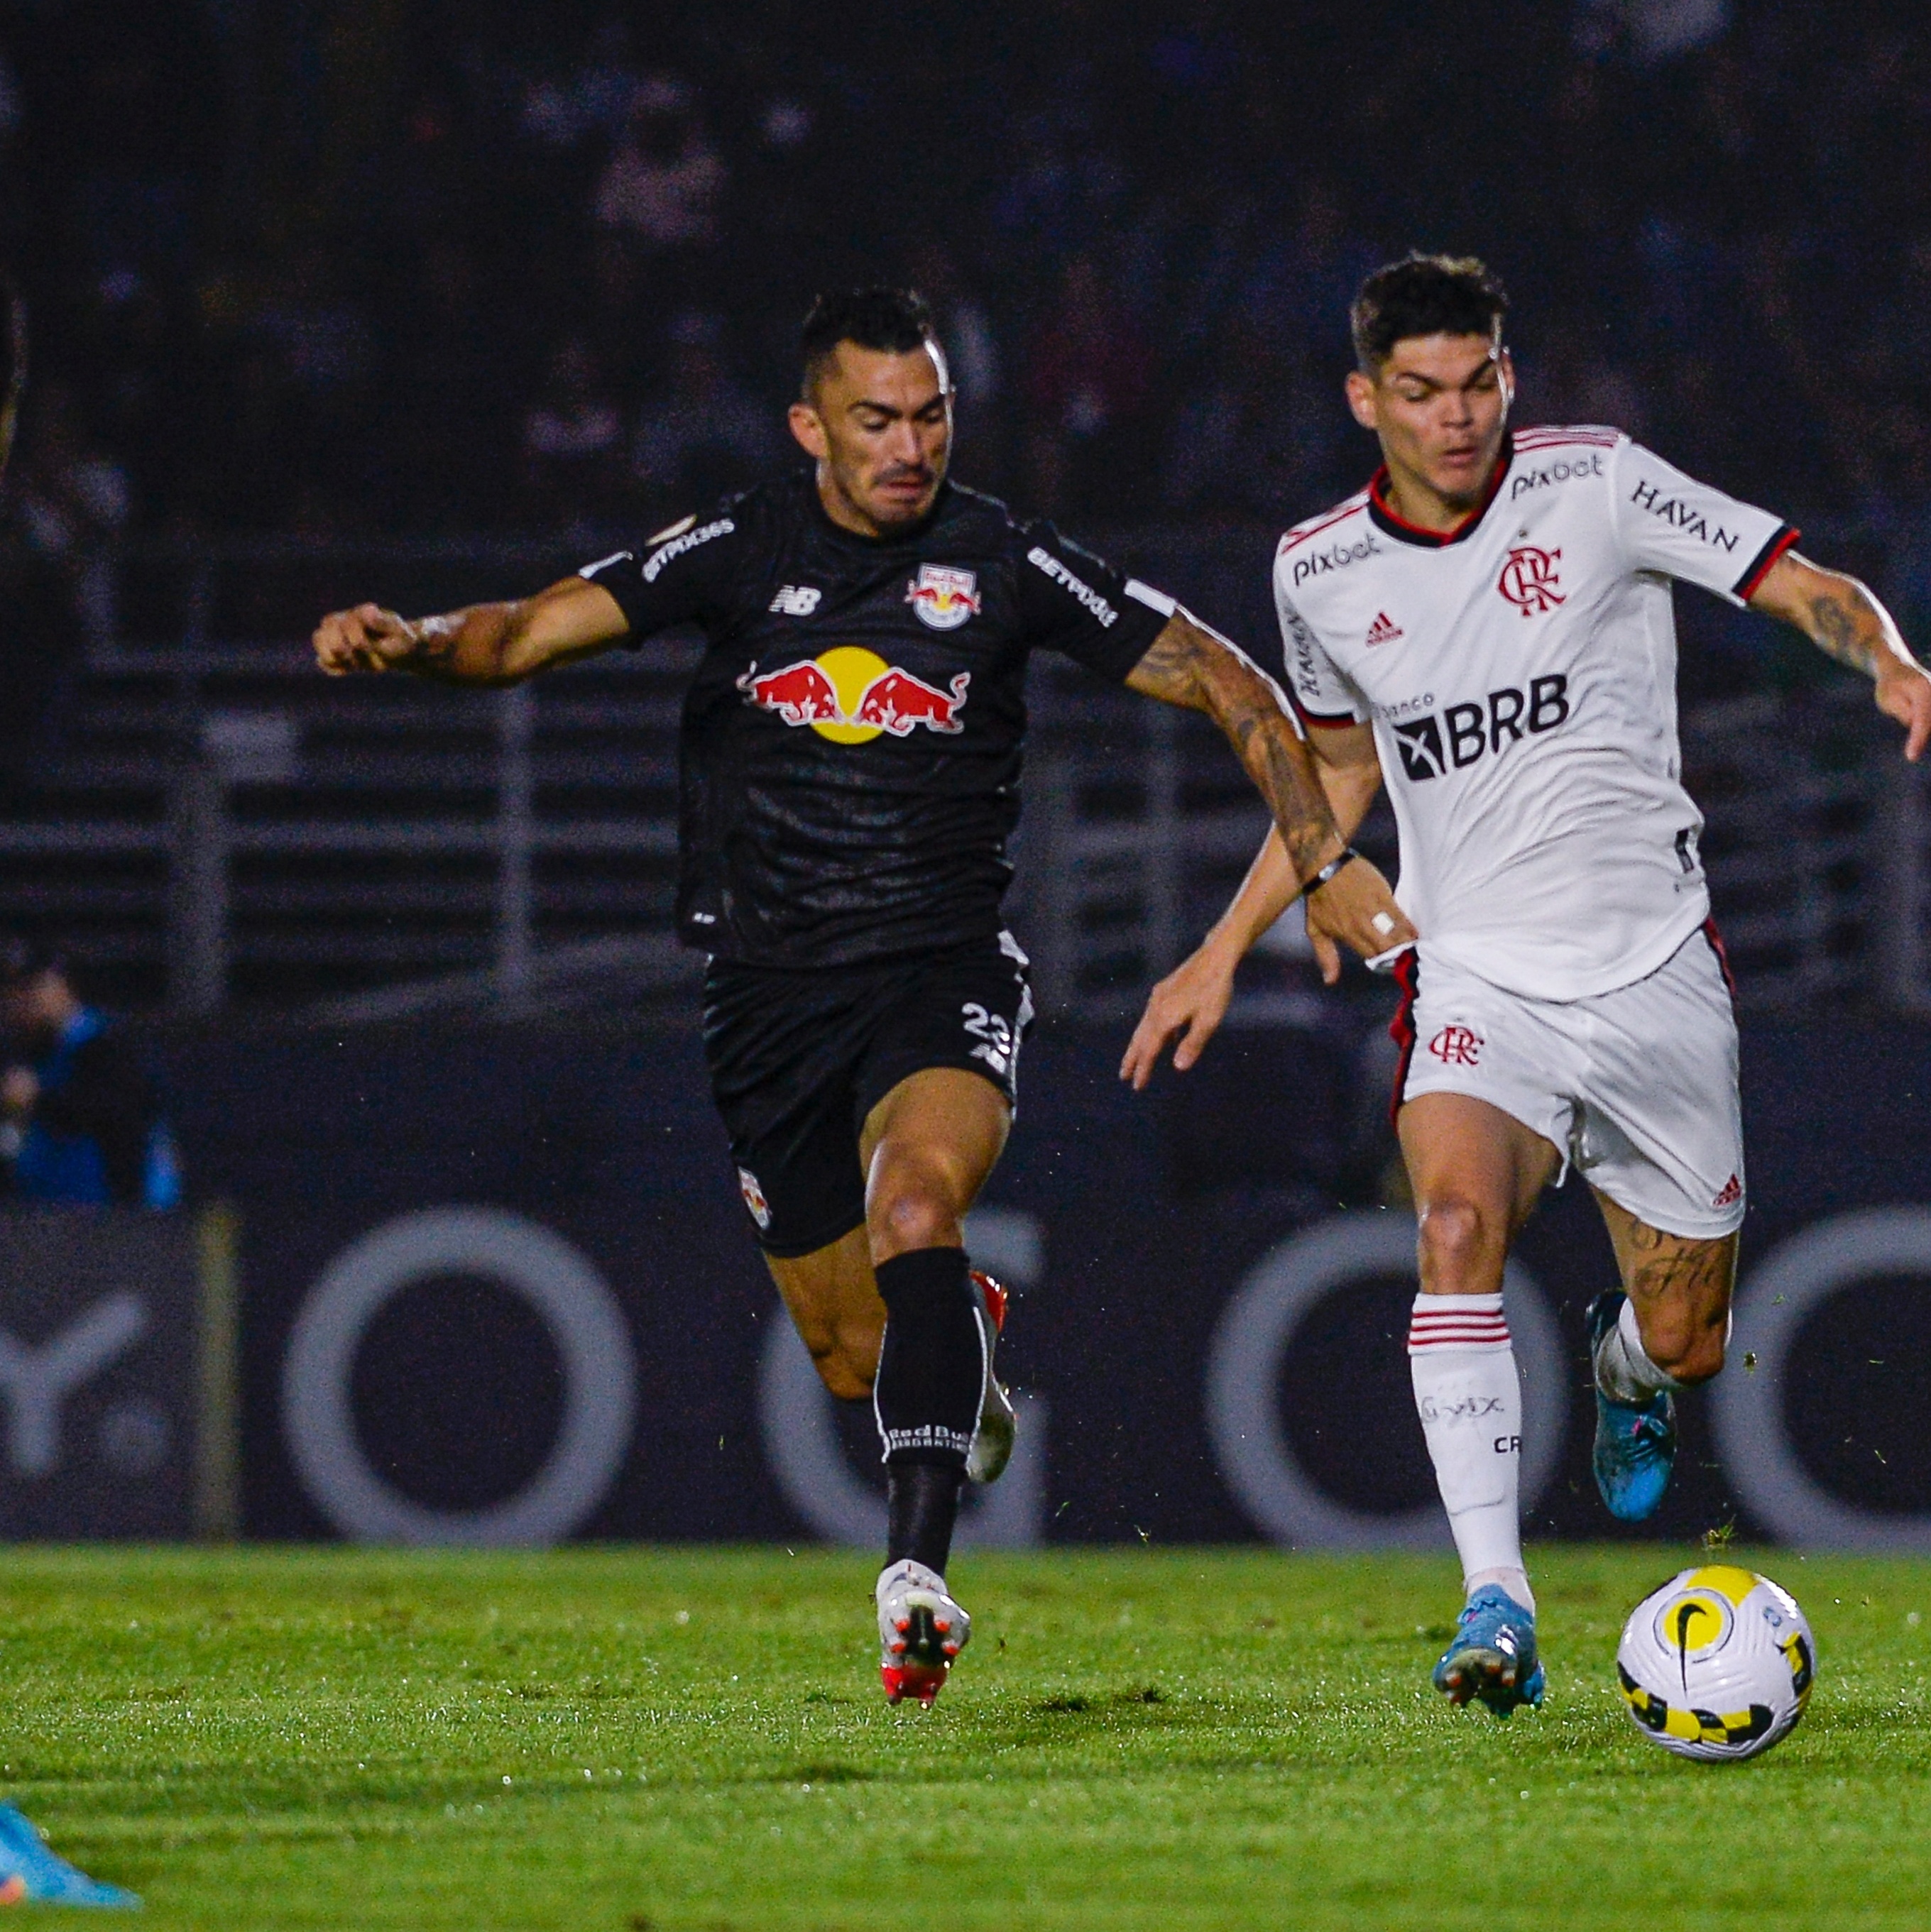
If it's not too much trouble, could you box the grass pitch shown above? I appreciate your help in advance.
[0,1546,1926,1929]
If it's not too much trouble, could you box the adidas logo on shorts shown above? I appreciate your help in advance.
[1712,1173,1742,1209]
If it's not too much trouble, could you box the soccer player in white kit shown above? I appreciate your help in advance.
[1122,254,1931,1717]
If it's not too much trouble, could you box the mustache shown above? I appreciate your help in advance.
[877,463,935,484]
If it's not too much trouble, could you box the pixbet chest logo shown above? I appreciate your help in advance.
[1387,675,1571,781]
[738,648,968,742]
[1497,544,1565,616]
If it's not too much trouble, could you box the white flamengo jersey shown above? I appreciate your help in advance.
[1276,425,1798,1001]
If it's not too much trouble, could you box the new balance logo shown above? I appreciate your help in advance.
[1389,675,1571,781]
[1712,1174,1742,1209]
[768,584,821,616]
[1364,611,1404,647]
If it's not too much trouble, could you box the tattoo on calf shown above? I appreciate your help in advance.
[1628,1239,1734,1309]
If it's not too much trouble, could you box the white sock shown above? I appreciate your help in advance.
[1408,1293,1533,1612]
[1594,1296,1684,1403]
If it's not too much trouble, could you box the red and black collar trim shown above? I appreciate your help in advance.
[1367,435,1514,549]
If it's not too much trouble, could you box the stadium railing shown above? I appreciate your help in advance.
[1,533,1920,1021]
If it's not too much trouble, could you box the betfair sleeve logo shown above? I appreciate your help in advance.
[1389,676,1571,781]
[641,517,734,583]
[1027,546,1117,627]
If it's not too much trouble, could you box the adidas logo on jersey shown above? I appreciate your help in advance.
[1364,611,1404,647]
[1389,674,1572,781]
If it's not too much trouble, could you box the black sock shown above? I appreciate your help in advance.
[887,1455,966,1575]
[874,1246,985,1574]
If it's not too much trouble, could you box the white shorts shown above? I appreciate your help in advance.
[1391,923,1745,1239]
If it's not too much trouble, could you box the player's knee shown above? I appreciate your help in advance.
[867,1159,965,1256]
[1415,1195,1504,1292]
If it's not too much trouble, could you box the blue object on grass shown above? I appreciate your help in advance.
[0,1802,141,1907]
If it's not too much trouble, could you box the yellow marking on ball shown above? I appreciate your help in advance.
[1670,1595,1727,1653]
[1685,1565,1761,1605]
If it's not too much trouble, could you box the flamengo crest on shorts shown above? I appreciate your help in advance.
[1274,427,1798,1004]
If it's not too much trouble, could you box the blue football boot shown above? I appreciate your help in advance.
[1431,1586,1545,1718]
[0,1802,141,1906]
[1586,1290,1677,1523]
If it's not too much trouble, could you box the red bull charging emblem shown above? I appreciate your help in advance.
[737,646,970,742]
[905,564,981,631]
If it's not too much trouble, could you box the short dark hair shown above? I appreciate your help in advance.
[1350,253,1509,371]
[800,286,939,398]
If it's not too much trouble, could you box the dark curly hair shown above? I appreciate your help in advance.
[1350,253,1509,371]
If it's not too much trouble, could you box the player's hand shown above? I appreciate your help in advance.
[1876,659,1931,762]
[313,603,420,676]
[1120,940,1240,1090]
[1302,855,1416,984]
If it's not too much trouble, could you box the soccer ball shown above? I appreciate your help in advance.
[1615,1564,1815,1762]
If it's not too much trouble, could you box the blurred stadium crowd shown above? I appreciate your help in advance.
[4,1,1928,562]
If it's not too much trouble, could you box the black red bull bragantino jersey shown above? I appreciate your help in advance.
[581,469,1173,968]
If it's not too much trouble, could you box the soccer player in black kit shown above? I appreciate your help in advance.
[314,288,1412,1704]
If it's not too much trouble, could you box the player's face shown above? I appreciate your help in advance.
[1346,334,1514,510]
[789,343,953,535]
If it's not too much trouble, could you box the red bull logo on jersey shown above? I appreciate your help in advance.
[905,564,981,630]
[737,646,970,743]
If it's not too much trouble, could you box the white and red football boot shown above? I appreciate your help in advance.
[966,1268,1015,1485]
[877,1559,971,1707]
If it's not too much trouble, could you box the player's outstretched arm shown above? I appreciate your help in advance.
[1749,552,1931,761]
[1120,720,1389,1087]
[312,576,631,686]
[1120,618,1412,1084]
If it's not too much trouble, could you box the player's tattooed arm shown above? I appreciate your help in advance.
[1125,612,1351,877]
[1120,620,1415,1087]
[1749,551,1931,760]
[312,576,630,686]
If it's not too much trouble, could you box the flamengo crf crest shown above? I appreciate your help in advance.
[1497,544,1565,616]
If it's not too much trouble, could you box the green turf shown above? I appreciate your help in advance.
[0,1545,1925,1929]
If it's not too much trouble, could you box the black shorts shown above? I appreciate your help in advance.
[701,931,1034,1257]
